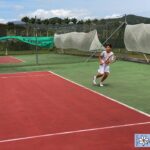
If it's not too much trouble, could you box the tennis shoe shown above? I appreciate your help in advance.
[100,82,104,87]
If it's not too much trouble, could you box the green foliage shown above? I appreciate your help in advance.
[71,18,78,24]
[63,18,70,24]
[21,16,30,24]
[42,19,49,25]
[85,19,92,25]
[30,18,36,24]
[0,24,6,36]
[77,20,84,24]
[7,22,15,30]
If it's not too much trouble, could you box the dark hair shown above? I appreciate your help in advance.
[105,43,112,48]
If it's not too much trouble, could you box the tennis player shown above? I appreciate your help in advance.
[93,43,114,87]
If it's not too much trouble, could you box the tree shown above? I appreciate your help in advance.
[21,16,30,24]
[42,19,50,36]
[85,19,92,30]
[21,16,30,36]
[93,19,99,24]
[56,18,62,24]
[77,20,84,25]
[30,18,36,24]
[100,19,106,24]
[49,18,57,25]
[85,19,92,25]
[71,18,77,24]
[42,19,49,25]
[0,24,7,36]
[64,18,70,24]
[37,18,42,24]
[7,22,15,35]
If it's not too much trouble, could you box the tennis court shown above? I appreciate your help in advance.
[0,71,149,150]
[0,56,23,64]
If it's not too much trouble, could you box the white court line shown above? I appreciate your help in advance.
[9,56,25,63]
[0,121,150,143]
[0,74,50,79]
[49,71,150,117]
[0,71,47,75]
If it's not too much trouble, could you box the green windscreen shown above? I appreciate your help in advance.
[0,36,54,48]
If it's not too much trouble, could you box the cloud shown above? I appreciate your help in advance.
[0,18,18,24]
[20,9,90,19]
[83,16,96,20]
[104,14,121,19]
[0,18,7,24]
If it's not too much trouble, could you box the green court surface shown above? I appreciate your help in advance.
[0,53,88,67]
[0,53,150,114]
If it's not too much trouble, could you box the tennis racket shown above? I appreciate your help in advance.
[105,54,117,64]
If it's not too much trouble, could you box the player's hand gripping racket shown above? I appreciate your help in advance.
[105,54,117,64]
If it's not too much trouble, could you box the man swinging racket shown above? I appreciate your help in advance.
[93,43,116,87]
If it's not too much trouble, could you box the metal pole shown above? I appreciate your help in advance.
[106,20,108,39]
[5,40,8,56]
[35,16,39,65]
[124,14,127,25]
[86,22,125,62]
[143,54,149,63]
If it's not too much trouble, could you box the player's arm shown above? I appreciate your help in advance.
[99,52,104,65]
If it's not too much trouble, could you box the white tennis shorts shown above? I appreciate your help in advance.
[98,64,110,74]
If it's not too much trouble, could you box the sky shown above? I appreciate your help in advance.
[0,0,150,23]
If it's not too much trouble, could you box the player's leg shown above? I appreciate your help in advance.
[96,73,103,78]
[93,65,104,85]
[100,72,109,84]
[100,66,110,87]
[93,73,103,85]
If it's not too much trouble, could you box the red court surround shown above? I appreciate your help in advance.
[0,56,23,64]
[0,71,149,150]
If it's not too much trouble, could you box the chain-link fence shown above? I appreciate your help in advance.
[0,22,149,67]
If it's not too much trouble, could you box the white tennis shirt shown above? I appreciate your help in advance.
[100,51,114,63]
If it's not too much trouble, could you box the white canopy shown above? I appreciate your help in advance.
[54,30,105,51]
[124,24,150,54]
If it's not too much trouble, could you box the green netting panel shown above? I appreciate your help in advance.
[0,36,54,48]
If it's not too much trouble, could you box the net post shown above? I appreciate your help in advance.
[124,14,128,25]
[35,16,39,65]
[143,54,149,63]
[5,40,8,56]
[5,48,8,56]
[61,48,64,54]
